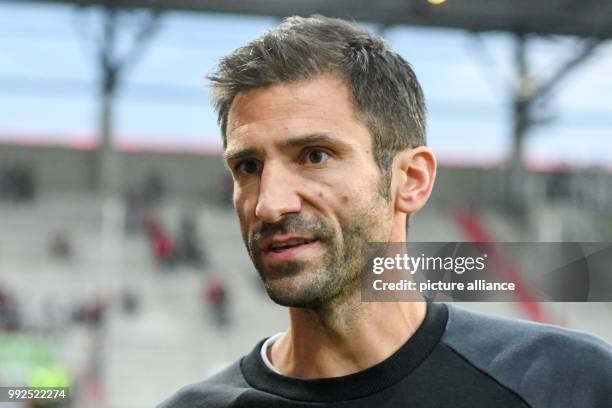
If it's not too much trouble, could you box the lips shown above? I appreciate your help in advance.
[267,237,318,253]
[260,237,321,263]
[262,237,317,253]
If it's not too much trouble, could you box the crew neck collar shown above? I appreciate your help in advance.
[240,301,448,402]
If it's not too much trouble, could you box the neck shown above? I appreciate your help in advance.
[269,213,421,378]
[269,295,426,378]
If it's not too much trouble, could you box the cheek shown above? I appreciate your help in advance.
[334,178,382,216]
[233,186,248,218]
[233,180,255,208]
[234,196,253,243]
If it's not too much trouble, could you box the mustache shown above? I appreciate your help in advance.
[249,214,331,250]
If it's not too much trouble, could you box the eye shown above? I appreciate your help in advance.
[304,149,330,165]
[236,159,262,175]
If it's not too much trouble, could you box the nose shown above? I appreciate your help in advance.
[255,162,301,223]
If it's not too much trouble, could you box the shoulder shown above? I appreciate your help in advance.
[157,360,250,408]
[441,304,612,408]
[442,304,612,363]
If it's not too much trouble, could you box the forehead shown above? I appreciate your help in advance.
[225,74,370,151]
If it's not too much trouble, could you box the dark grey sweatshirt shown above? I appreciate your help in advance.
[158,302,612,407]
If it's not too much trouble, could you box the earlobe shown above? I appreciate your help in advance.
[393,147,437,215]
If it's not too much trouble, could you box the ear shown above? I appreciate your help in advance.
[392,146,437,215]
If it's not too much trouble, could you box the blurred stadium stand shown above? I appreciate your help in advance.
[1,1,612,407]
[1,193,611,407]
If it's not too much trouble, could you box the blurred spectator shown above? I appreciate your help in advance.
[204,278,229,328]
[176,212,207,267]
[0,162,36,203]
[72,299,106,330]
[120,289,139,316]
[142,171,165,204]
[154,233,176,267]
[144,212,177,268]
[0,285,21,331]
[49,231,73,261]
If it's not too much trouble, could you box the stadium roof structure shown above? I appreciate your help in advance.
[7,0,612,198]
[21,0,612,39]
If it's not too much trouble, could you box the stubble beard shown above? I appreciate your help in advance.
[243,189,392,312]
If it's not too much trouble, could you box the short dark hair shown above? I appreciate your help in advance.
[208,14,426,185]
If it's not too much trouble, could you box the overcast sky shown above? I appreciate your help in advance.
[1,2,611,169]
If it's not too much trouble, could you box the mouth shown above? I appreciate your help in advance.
[266,237,318,253]
[261,237,321,262]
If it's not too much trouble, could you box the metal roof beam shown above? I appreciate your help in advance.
[8,0,612,39]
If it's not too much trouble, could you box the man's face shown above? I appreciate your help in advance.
[225,74,394,308]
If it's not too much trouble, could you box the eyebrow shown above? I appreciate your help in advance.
[223,132,349,163]
[223,147,261,163]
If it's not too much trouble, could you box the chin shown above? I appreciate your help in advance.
[267,291,324,309]
[263,276,326,309]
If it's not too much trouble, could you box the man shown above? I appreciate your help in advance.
[160,15,612,407]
